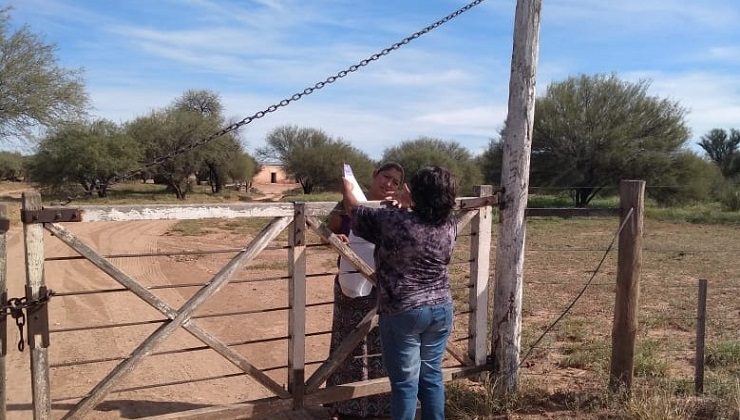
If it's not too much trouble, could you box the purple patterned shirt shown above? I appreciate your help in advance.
[351,206,455,315]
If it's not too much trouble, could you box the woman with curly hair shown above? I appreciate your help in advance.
[342,166,457,420]
[327,162,405,419]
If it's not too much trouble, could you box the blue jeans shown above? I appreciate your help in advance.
[379,303,454,420]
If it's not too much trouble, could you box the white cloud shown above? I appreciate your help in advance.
[543,0,738,29]
[626,71,740,141]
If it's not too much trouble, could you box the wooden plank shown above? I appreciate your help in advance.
[142,397,293,420]
[524,207,620,218]
[469,186,493,367]
[304,217,376,285]
[0,204,7,420]
[491,0,542,396]
[305,365,489,406]
[304,309,378,393]
[456,209,477,233]
[446,342,474,367]
[609,180,645,392]
[78,202,336,222]
[60,216,293,419]
[288,203,307,408]
[22,192,51,420]
[142,365,489,420]
[456,195,499,210]
[77,197,496,223]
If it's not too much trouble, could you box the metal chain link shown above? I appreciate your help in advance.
[1,289,54,352]
[107,0,486,185]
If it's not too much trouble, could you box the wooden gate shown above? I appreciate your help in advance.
[13,188,496,419]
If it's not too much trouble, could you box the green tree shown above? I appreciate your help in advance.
[127,89,243,199]
[28,120,140,197]
[259,125,374,194]
[226,152,260,190]
[529,74,690,206]
[0,8,87,141]
[382,137,482,195]
[647,151,724,205]
[478,138,503,186]
[174,89,241,193]
[698,128,740,179]
[0,150,26,180]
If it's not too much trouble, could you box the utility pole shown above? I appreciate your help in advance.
[491,0,542,396]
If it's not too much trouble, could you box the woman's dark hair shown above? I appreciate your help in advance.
[410,166,457,225]
[374,161,404,182]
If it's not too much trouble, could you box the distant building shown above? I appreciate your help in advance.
[253,163,295,184]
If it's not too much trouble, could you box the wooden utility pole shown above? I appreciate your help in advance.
[609,180,645,392]
[491,0,542,395]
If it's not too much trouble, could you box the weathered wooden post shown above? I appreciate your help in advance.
[491,0,542,395]
[694,278,708,395]
[0,204,8,420]
[22,192,51,419]
[609,180,645,393]
[469,186,493,368]
[288,203,307,409]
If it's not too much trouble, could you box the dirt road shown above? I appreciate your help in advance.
[4,218,336,419]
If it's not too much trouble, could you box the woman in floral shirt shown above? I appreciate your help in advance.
[343,166,457,420]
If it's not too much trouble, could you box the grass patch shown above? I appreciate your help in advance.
[635,340,669,378]
[281,191,341,202]
[558,342,610,371]
[706,340,740,369]
[647,203,740,225]
[168,217,285,239]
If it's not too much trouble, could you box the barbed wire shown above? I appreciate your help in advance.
[518,207,635,367]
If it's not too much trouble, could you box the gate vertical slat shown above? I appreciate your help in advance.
[0,203,8,420]
[468,186,493,367]
[288,203,307,408]
[22,192,51,420]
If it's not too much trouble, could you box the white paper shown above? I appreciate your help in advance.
[338,163,375,298]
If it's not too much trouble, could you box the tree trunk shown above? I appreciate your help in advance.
[97,183,109,198]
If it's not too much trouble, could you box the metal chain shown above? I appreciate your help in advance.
[107,0,487,185]
[1,289,54,352]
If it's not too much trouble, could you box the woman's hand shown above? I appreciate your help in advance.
[381,183,413,209]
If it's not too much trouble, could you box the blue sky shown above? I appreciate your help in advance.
[5,0,740,159]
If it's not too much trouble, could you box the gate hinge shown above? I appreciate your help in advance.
[21,208,82,224]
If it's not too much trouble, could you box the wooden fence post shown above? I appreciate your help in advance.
[469,186,493,368]
[0,204,7,420]
[609,180,645,393]
[491,0,542,395]
[694,279,707,395]
[288,203,307,409]
[22,192,51,419]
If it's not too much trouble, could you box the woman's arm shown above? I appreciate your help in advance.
[327,205,344,234]
[342,178,360,216]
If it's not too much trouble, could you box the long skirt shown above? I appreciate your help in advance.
[327,279,391,417]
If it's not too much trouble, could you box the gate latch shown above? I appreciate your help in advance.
[21,208,82,224]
